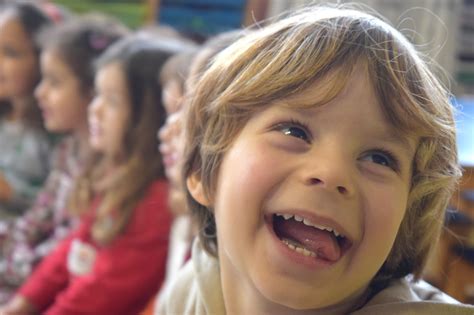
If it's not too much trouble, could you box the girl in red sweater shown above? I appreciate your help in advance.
[1,34,179,315]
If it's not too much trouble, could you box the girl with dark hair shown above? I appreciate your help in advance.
[0,1,52,216]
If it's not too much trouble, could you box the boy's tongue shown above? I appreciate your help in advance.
[274,216,341,262]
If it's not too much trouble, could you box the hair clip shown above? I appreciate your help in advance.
[40,3,64,24]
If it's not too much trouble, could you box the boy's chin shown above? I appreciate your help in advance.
[250,266,369,314]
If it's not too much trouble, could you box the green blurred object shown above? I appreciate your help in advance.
[53,0,146,29]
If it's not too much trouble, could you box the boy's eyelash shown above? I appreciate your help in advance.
[289,119,310,130]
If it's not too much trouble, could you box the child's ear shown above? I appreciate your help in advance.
[186,173,210,207]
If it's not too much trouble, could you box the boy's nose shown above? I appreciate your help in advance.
[306,177,350,195]
[303,151,354,197]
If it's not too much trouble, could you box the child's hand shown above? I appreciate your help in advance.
[0,173,12,202]
[0,295,37,314]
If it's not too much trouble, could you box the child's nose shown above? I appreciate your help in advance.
[303,151,354,197]
[306,177,349,195]
[158,124,171,142]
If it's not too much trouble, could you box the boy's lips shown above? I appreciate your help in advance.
[264,210,353,267]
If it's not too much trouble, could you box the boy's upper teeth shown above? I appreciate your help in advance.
[276,213,342,237]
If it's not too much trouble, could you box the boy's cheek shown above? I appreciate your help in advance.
[220,145,282,190]
[365,197,407,246]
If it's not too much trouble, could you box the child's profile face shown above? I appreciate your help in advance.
[159,110,187,214]
[88,62,131,158]
[35,50,91,133]
[197,66,417,311]
[162,79,183,115]
[0,11,39,100]
[159,110,185,188]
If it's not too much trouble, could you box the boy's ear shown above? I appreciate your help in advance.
[186,173,210,207]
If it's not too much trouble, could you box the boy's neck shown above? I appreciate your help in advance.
[220,258,370,315]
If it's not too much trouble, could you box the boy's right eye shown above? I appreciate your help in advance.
[274,120,311,143]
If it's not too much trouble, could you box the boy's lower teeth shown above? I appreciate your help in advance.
[281,238,316,257]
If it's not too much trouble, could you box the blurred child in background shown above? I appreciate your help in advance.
[158,29,247,284]
[0,14,128,303]
[158,46,198,281]
[1,34,177,315]
[139,34,198,315]
[0,1,52,216]
[139,30,248,315]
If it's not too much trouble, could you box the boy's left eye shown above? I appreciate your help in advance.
[361,149,399,171]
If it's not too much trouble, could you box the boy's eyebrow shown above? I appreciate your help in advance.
[377,130,417,155]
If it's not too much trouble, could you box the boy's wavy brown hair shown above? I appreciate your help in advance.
[183,5,461,290]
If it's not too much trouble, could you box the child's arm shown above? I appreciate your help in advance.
[0,295,38,314]
[7,230,74,313]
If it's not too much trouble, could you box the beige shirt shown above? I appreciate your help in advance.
[157,239,474,315]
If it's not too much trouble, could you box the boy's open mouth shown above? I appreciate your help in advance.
[270,213,352,262]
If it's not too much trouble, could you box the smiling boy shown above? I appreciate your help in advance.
[157,5,474,315]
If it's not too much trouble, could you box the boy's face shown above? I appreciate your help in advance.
[190,66,417,312]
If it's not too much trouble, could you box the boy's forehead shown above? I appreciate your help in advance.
[276,63,366,109]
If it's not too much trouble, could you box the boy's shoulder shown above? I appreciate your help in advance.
[353,277,474,314]
[156,238,225,315]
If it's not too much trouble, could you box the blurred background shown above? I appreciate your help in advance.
[50,0,474,92]
[48,0,474,305]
